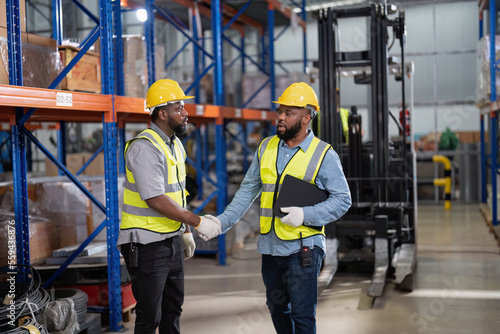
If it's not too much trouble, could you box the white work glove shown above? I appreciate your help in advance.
[195,214,222,241]
[182,232,196,260]
[280,207,304,228]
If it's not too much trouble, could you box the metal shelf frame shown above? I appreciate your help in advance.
[138,0,305,262]
[2,0,302,331]
[479,0,499,225]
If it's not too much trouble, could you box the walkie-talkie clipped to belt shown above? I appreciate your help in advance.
[129,234,138,267]
[299,232,312,267]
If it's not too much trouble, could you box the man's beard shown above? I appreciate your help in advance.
[169,118,187,136]
[277,119,301,141]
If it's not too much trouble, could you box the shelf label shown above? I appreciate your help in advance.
[56,92,73,107]
[235,108,242,118]
[261,111,267,120]
[196,105,204,116]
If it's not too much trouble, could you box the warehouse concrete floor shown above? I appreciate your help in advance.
[114,203,500,334]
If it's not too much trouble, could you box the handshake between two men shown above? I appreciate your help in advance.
[194,214,222,241]
[192,206,304,241]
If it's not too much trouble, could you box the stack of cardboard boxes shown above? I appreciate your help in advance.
[0,0,103,92]
[44,152,105,177]
[123,35,165,98]
[0,0,63,88]
[58,45,101,93]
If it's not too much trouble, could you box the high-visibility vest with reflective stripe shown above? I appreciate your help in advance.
[121,129,186,233]
[340,108,349,144]
[258,135,330,240]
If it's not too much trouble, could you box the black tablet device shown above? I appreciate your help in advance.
[273,174,329,218]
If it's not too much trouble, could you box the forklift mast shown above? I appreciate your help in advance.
[316,3,416,296]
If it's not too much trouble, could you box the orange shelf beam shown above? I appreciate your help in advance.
[0,85,111,113]
[267,0,306,30]
[0,87,276,124]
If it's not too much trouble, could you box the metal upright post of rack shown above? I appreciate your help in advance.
[212,0,227,266]
[99,0,123,330]
[302,0,307,74]
[145,0,156,87]
[7,0,30,272]
[479,0,499,226]
[111,0,125,176]
[52,0,66,177]
[489,0,497,226]
[268,3,275,111]
[479,3,488,207]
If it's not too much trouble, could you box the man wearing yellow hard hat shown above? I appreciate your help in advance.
[117,79,221,334]
[202,82,351,334]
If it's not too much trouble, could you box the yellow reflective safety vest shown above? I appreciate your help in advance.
[121,129,186,233]
[340,107,349,144]
[258,135,331,240]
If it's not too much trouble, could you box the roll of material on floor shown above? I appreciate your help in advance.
[53,288,88,324]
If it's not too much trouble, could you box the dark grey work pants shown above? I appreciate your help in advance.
[121,236,184,334]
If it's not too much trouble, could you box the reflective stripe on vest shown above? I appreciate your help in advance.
[121,129,186,233]
[340,108,349,143]
[258,135,330,240]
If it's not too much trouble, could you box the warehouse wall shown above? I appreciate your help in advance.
[267,0,479,140]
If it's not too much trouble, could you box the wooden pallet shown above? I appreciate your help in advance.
[122,303,136,323]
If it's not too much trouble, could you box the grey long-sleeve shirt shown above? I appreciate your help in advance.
[117,123,185,246]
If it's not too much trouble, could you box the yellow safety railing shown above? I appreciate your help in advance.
[432,155,451,209]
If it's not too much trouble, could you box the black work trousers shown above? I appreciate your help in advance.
[121,236,184,334]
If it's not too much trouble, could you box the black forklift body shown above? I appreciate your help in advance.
[316,3,416,296]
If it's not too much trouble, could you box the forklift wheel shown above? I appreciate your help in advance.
[399,274,414,292]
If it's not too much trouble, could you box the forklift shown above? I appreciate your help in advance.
[315,3,416,297]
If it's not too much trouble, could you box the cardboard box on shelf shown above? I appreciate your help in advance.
[0,219,58,265]
[44,152,105,176]
[81,152,104,176]
[45,153,86,177]
[479,131,488,143]
[0,27,27,85]
[0,28,60,87]
[123,35,165,98]
[27,33,57,48]
[457,131,477,143]
[24,34,61,88]
[0,0,26,31]
[59,45,101,93]
[29,220,58,264]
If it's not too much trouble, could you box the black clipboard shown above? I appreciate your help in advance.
[273,174,329,218]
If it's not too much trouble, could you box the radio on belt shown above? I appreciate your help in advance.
[299,232,312,267]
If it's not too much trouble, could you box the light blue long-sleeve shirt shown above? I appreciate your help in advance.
[217,130,351,257]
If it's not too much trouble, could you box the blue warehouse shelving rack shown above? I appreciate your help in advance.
[2,0,306,331]
[479,0,500,234]
[132,0,307,263]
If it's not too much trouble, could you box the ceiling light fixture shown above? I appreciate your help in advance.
[292,0,366,13]
[136,9,148,22]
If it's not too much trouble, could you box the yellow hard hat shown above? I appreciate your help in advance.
[146,79,194,113]
[273,82,320,115]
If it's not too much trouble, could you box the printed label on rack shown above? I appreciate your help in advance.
[56,92,73,107]
[261,111,267,120]
[235,108,242,118]
[196,105,204,116]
